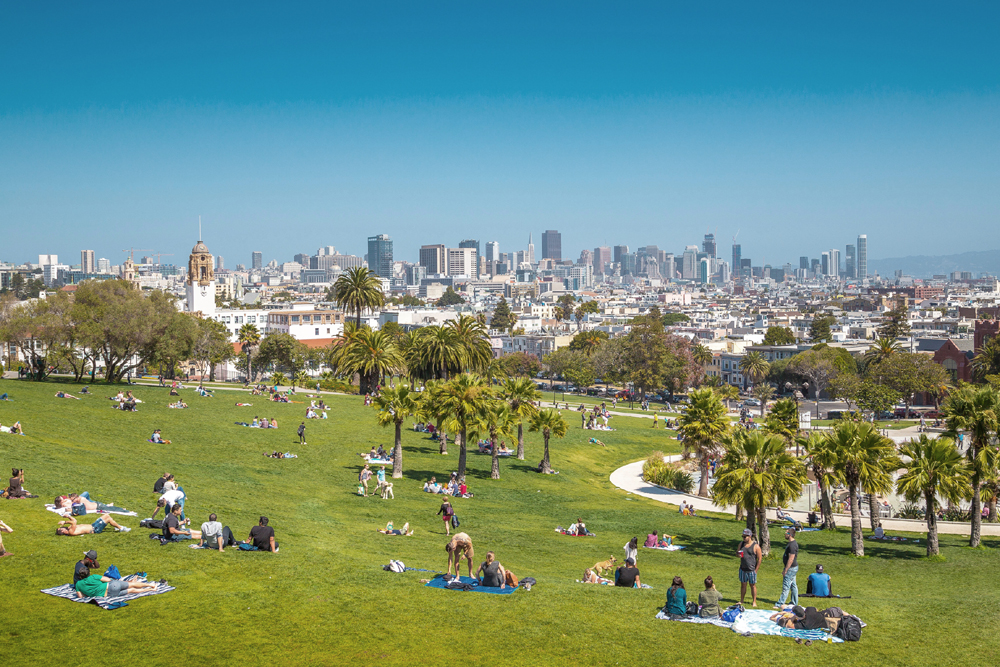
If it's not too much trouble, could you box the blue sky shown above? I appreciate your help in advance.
[1,2,998,268]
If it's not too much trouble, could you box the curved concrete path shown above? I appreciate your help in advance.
[610,457,1000,537]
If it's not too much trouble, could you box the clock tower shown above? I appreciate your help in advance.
[186,239,216,315]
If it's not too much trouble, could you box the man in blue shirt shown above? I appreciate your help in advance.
[807,564,832,597]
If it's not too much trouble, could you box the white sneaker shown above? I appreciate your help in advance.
[118,526,132,533]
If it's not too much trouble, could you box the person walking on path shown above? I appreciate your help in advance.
[738,528,762,607]
[776,527,799,607]
[297,422,306,445]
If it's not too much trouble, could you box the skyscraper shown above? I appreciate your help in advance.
[216,256,225,271]
[821,252,830,276]
[828,249,840,277]
[81,249,95,274]
[541,230,562,260]
[613,245,629,265]
[367,234,393,279]
[578,249,593,266]
[731,244,741,278]
[799,256,809,270]
[698,258,711,284]
[97,258,111,273]
[857,234,868,278]
[663,253,676,281]
[485,241,500,262]
[447,247,478,278]
[251,251,263,270]
[593,246,611,274]
[845,244,856,279]
[458,239,480,259]
[419,244,446,274]
[682,246,698,280]
[703,233,717,258]
[526,234,535,265]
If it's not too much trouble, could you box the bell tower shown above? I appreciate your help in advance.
[186,239,216,314]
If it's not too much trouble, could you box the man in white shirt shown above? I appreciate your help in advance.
[152,488,186,521]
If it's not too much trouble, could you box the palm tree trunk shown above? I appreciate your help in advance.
[756,508,771,557]
[735,505,744,521]
[745,504,756,536]
[925,490,939,556]
[988,495,997,523]
[541,434,552,473]
[868,493,881,532]
[516,422,525,460]
[440,432,448,455]
[849,483,864,556]
[392,422,403,479]
[970,469,982,547]
[697,454,710,497]
[458,426,468,478]
[490,431,500,480]
[818,479,836,530]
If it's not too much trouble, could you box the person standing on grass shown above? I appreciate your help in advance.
[438,498,455,535]
[738,528,762,607]
[359,465,372,497]
[445,532,474,577]
[297,422,306,445]
[776,528,799,607]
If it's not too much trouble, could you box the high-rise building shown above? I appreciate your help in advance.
[613,245,629,266]
[810,258,820,276]
[828,249,840,277]
[458,239,480,259]
[526,234,535,265]
[541,230,562,260]
[81,250,95,274]
[447,247,478,278]
[293,253,311,266]
[251,251,263,270]
[216,256,225,271]
[681,246,698,280]
[821,252,830,276]
[799,256,809,270]
[698,258,711,284]
[703,234,717,258]
[857,234,868,278]
[97,258,111,273]
[845,245,856,279]
[663,253,676,281]
[731,244,741,278]
[593,246,611,274]
[367,234,394,279]
[406,264,427,285]
[485,241,500,262]
[419,244,446,274]
[578,249,593,266]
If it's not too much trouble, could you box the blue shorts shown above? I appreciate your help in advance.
[739,569,757,585]
[91,518,108,534]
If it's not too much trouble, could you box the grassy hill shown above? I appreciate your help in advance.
[0,378,997,666]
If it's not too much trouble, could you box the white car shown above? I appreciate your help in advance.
[742,398,762,407]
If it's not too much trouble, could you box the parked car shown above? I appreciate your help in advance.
[742,398,762,407]
[922,410,941,419]
[827,410,857,420]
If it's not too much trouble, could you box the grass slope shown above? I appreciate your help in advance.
[0,379,997,667]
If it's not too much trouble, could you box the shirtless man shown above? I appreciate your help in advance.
[56,514,131,536]
[445,532,475,577]
[55,493,128,514]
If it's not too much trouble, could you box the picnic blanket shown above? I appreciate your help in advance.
[45,504,137,518]
[655,610,733,628]
[424,575,518,595]
[643,544,685,551]
[576,579,653,589]
[366,458,392,466]
[41,573,174,610]
[730,609,843,643]
[555,527,596,536]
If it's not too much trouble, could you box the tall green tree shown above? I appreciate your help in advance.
[896,435,971,556]
[333,266,385,328]
[472,399,518,479]
[436,286,465,307]
[868,352,948,417]
[257,333,310,379]
[799,432,842,530]
[446,314,492,374]
[499,352,542,378]
[941,384,1000,547]
[373,384,421,478]
[439,373,492,477]
[739,351,770,387]
[569,330,609,357]
[331,327,405,394]
[751,384,776,416]
[809,314,836,343]
[490,296,516,332]
[972,335,1000,382]
[676,388,731,497]
[408,325,463,380]
[498,377,541,460]
[878,304,911,340]
[765,398,799,450]
[864,336,901,367]
[529,408,568,474]
[237,323,261,380]
[763,326,796,346]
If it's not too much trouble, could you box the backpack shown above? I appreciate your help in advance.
[721,604,745,623]
[103,565,121,580]
[835,615,862,642]
[505,570,519,587]
[71,504,88,516]
[685,601,699,616]
[140,518,164,529]
[451,515,460,528]
[383,560,405,573]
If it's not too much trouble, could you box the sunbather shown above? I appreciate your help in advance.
[168,401,188,409]
[56,514,131,535]
[55,493,128,514]
[582,568,610,584]
[378,522,413,536]
[55,391,80,400]
[0,519,12,556]
[75,573,158,599]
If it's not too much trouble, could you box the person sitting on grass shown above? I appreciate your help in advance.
[806,564,833,597]
[56,514,131,536]
[7,469,36,498]
[665,576,687,616]
[149,430,171,444]
[241,516,278,552]
[55,391,80,400]
[162,504,200,542]
[75,550,100,583]
[582,568,610,584]
[614,557,641,588]
[775,508,801,529]
[571,518,589,536]
[75,572,159,599]
[644,530,659,548]
[0,519,13,557]
[476,551,507,588]
[199,513,236,551]
[378,522,413,536]
[445,532,474,577]
[698,576,723,617]
[423,477,442,493]
[168,400,188,409]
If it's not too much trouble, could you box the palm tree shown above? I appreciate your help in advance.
[713,430,807,556]
[237,323,261,380]
[417,379,450,455]
[739,351,770,389]
[472,399,518,479]
[765,397,799,451]
[439,373,492,477]
[293,370,310,388]
[980,469,1000,523]
[800,431,842,530]
[270,371,287,387]
[896,435,971,556]
[826,421,897,556]
[529,409,568,474]
[373,384,421,478]
[333,266,385,328]
[751,384,776,417]
[971,335,1000,382]
[676,387,731,497]
[864,336,901,368]
[446,314,493,375]
[498,377,541,460]
[410,326,463,380]
[715,384,739,412]
[334,327,404,394]
[693,343,713,367]
[941,384,1000,547]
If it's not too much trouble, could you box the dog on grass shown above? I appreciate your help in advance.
[380,482,394,499]
[591,556,617,576]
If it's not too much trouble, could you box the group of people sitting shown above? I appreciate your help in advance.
[643,530,675,548]
[424,473,472,498]
[0,420,24,435]
[305,407,327,419]
[195,385,213,397]
[168,400,188,409]
[364,446,392,462]
[581,405,613,430]
[108,391,139,411]
[563,518,592,536]
[443,533,519,589]
[477,440,512,455]
[4,468,37,499]
[149,430,171,444]
[678,501,698,516]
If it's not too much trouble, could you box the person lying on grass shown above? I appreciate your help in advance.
[162,504,200,542]
[55,391,80,400]
[56,514,131,536]
[582,568,611,584]
[168,401,188,409]
[0,519,13,557]
[378,522,413,536]
[445,532,474,577]
[55,493,128,514]
[476,551,507,588]
[75,572,159,599]
[0,421,25,435]
[240,516,278,552]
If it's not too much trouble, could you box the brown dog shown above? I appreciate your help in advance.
[592,556,617,577]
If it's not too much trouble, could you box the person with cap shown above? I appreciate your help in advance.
[737,528,762,607]
[614,557,641,588]
[776,527,799,607]
[75,550,100,583]
[806,564,833,597]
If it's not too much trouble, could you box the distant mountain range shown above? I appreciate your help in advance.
[868,249,1000,279]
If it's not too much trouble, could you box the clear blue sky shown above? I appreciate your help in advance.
[2,1,998,268]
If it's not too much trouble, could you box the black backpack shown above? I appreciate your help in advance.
[140,518,164,529]
[451,515,460,528]
[835,615,862,641]
[685,601,699,616]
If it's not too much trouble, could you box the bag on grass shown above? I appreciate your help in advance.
[383,560,405,573]
[721,604,745,623]
[835,615,862,641]
[685,601,699,616]
[451,515,460,529]
[505,570,519,587]
[71,504,87,516]
[140,518,164,529]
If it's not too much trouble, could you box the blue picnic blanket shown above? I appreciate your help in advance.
[424,575,518,595]
[654,610,733,628]
[731,609,842,643]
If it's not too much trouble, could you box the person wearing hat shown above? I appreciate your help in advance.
[614,557,641,588]
[737,528,762,607]
[807,564,833,597]
[75,550,100,584]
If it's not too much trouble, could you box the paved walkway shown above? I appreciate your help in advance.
[609,456,1000,537]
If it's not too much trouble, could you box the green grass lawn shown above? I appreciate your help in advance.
[1,379,997,666]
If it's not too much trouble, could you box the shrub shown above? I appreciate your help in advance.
[670,470,695,494]
[895,502,925,520]
[642,453,695,492]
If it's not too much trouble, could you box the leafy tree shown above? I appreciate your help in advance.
[436,286,465,307]
[854,380,901,417]
[786,347,842,413]
[490,296,516,332]
[237,323,262,381]
[564,362,596,390]
[330,327,405,394]
[751,384,776,416]
[472,399,518,479]
[406,325,463,380]
[569,330,608,356]
[809,314,836,343]
[333,266,386,328]
[388,294,424,307]
[676,388,730,497]
[528,408,568,474]
[553,294,577,321]
[864,336,901,368]
[623,313,702,397]
[498,376,541,460]
[896,435,971,556]
[543,348,589,381]
[439,373,492,477]
[762,326,796,346]
[499,352,541,379]
[373,384,421,478]
[661,312,690,326]
[149,311,200,380]
[878,304,911,340]
[590,337,628,388]
[941,384,1000,547]
[257,333,310,378]
[868,352,948,416]
[192,317,234,381]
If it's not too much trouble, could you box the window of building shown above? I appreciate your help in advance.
[291,316,299,323]
[943,358,958,383]
[303,315,311,323]
[315,328,319,336]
